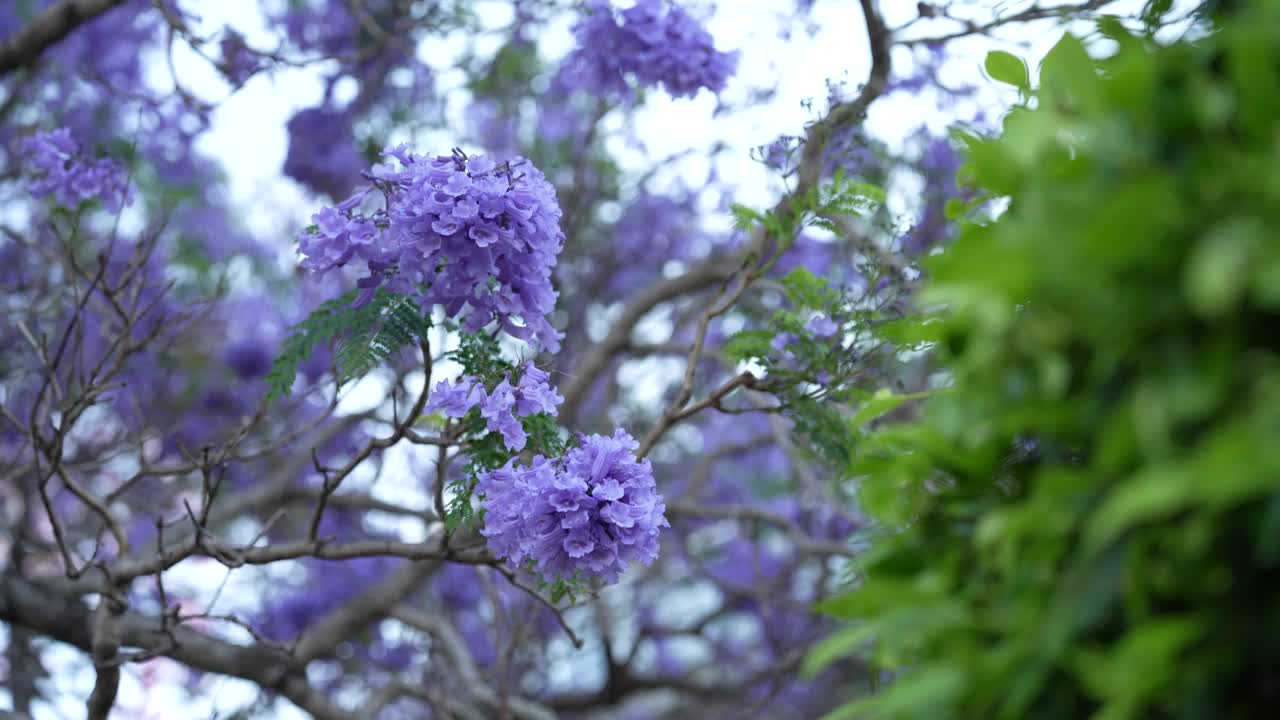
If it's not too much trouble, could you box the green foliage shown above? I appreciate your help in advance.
[731,171,884,269]
[265,288,432,404]
[985,50,1031,93]
[451,329,511,383]
[782,266,839,309]
[333,294,432,384]
[444,486,476,534]
[818,4,1280,718]
[722,262,922,473]
[546,575,588,605]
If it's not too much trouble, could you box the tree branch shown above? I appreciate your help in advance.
[0,573,354,720]
[0,0,132,77]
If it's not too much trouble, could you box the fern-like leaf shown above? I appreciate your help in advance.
[265,289,431,404]
[334,295,433,385]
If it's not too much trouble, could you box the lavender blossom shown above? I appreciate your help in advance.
[218,28,261,85]
[514,363,563,416]
[284,106,366,200]
[297,147,565,351]
[477,429,668,584]
[560,0,738,100]
[806,315,838,337]
[481,378,527,450]
[23,128,132,211]
[424,363,563,451]
[425,377,484,418]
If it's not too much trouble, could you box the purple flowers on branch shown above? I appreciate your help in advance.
[297,147,565,351]
[426,363,564,451]
[478,429,667,583]
[23,128,133,211]
[562,0,738,100]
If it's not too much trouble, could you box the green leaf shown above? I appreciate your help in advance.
[985,50,1030,91]
[265,289,432,404]
[730,203,765,232]
[723,329,775,362]
[1184,217,1262,318]
[781,266,832,308]
[804,623,876,677]
[334,295,433,384]
[849,388,932,429]
[823,666,966,720]
[1039,33,1097,103]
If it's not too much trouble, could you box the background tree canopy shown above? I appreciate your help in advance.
[1,1,1273,719]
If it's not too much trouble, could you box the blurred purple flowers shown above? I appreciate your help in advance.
[426,363,563,451]
[284,107,366,200]
[297,147,565,351]
[900,135,968,256]
[23,128,133,211]
[561,0,738,100]
[478,429,667,583]
[806,315,838,337]
[218,28,261,86]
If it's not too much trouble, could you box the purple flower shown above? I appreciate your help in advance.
[477,429,668,584]
[771,332,797,353]
[425,377,483,418]
[296,148,565,352]
[218,28,260,85]
[900,134,969,256]
[223,340,272,379]
[468,223,499,247]
[425,365,562,451]
[559,0,738,101]
[23,128,133,211]
[481,378,528,451]
[283,107,365,200]
[806,315,838,337]
[514,363,563,416]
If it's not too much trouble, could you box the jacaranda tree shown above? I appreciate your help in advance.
[0,1,1236,719]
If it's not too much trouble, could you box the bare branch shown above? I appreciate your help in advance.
[294,558,442,663]
[898,0,1123,46]
[0,0,131,76]
[0,573,354,720]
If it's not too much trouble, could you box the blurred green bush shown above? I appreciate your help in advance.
[812,2,1280,717]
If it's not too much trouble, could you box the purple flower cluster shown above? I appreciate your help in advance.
[23,128,132,211]
[562,0,737,100]
[218,28,261,86]
[426,363,563,451]
[284,107,366,200]
[297,147,565,351]
[478,429,667,583]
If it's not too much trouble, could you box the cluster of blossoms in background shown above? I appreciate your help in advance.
[23,128,133,211]
[478,429,667,583]
[283,107,367,201]
[299,147,565,351]
[270,0,436,199]
[561,0,738,100]
[217,28,261,86]
[426,362,563,451]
